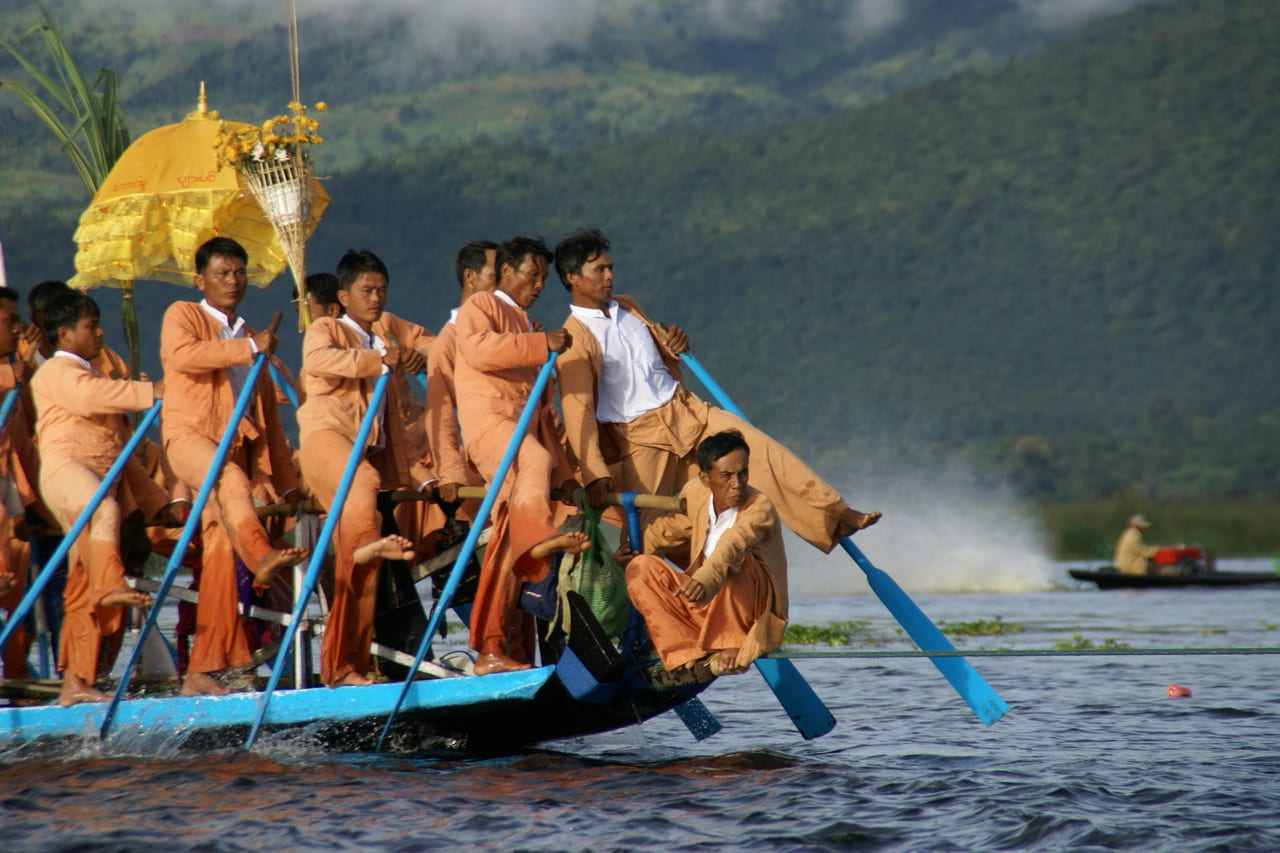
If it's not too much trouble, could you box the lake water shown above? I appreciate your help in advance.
[2,560,1279,851]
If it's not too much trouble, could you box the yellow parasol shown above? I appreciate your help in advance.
[69,86,327,291]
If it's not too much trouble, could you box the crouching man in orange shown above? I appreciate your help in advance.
[454,236,589,674]
[299,249,435,687]
[32,291,183,705]
[617,430,788,683]
[161,236,307,696]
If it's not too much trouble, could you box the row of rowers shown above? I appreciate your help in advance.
[0,228,881,707]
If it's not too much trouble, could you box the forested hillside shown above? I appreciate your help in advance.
[3,0,1276,503]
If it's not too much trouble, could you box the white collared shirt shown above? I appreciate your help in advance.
[339,314,389,449]
[569,300,679,423]
[704,499,740,559]
[199,299,257,400]
[52,349,97,374]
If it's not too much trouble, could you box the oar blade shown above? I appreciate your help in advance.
[672,696,722,741]
[753,656,836,740]
[843,540,1010,726]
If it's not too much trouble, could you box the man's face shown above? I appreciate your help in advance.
[464,248,498,298]
[59,312,104,361]
[337,272,387,328]
[195,253,248,315]
[699,448,749,513]
[568,251,613,309]
[0,299,21,359]
[501,253,548,309]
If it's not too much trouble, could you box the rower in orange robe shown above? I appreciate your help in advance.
[160,237,306,696]
[617,430,788,681]
[554,228,880,550]
[31,291,183,705]
[298,249,436,687]
[454,236,588,674]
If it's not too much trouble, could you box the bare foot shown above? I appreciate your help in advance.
[331,672,373,687]
[709,648,747,676]
[181,671,230,696]
[58,672,110,706]
[0,571,13,597]
[472,651,532,675]
[254,546,309,586]
[841,508,882,535]
[528,531,590,561]
[352,535,416,566]
[98,585,152,609]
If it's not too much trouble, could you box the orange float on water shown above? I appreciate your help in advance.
[1167,683,1192,698]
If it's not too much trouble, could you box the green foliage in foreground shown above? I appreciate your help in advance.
[937,617,1023,637]
[783,620,880,647]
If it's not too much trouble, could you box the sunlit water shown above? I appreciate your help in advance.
[3,557,1277,851]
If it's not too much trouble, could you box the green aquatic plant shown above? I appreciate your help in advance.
[782,620,877,647]
[1053,633,1130,650]
[938,616,1024,637]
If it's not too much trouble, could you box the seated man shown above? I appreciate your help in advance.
[618,429,787,682]
[1113,514,1164,576]
[555,227,879,552]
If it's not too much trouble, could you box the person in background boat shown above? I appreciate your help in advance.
[554,227,880,551]
[0,286,41,681]
[302,271,344,322]
[161,236,307,696]
[1113,514,1166,575]
[616,429,787,684]
[31,291,184,705]
[453,235,589,675]
[426,240,497,509]
[297,248,438,687]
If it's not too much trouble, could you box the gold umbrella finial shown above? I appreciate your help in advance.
[198,81,207,114]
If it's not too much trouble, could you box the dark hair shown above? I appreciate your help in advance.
[696,429,750,473]
[304,272,341,308]
[42,291,100,344]
[336,249,389,290]
[28,280,71,321]
[554,228,610,289]
[454,239,499,288]
[496,236,552,281]
[0,287,20,306]
[195,237,248,274]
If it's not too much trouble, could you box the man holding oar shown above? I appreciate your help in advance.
[454,235,589,674]
[554,228,880,552]
[31,291,180,705]
[297,249,434,688]
[161,237,306,696]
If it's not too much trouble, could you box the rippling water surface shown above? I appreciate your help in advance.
[3,565,1279,851]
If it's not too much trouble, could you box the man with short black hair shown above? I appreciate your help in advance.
[555,227,880,552]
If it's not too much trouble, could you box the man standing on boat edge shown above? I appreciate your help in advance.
[553,227,881,551]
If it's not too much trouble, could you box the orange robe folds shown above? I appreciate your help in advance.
[32,355,168,684]
[559,295,855,553]
[160,302,300,675]
[297,313,434,686]
[455,292,575,659]
[628,480,787,672]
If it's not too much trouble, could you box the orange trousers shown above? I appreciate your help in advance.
[176,440,275,675]
[300,429,384,686]
[41,462,130,685]
[0,531,32,679]
[466,430,559,660]
[625,553,770,671]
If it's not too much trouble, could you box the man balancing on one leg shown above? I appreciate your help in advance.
[161,236,307,696]
[298,249,437,687]
[617,430,787,683]
[31,291,184,705]
[554,227,880,551]
[454,235,589,674]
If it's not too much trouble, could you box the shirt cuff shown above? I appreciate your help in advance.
[247,337,259,355]
[417,478,438,493]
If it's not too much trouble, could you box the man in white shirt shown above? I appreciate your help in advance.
[555,228,879,554]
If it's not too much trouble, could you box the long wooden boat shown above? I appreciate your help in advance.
[1069,567,1280,589]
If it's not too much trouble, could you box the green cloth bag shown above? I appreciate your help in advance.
[563,496,631,638]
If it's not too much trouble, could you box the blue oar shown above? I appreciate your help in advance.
[376,352,558,751]
[0,400,163,648]
[245,371,390,749]
[0,386,20,435]
[680,352,1009,726]
[267,360,299,408]
[101,342,278,739]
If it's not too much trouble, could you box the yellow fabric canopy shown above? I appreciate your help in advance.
[69,108,328,289]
